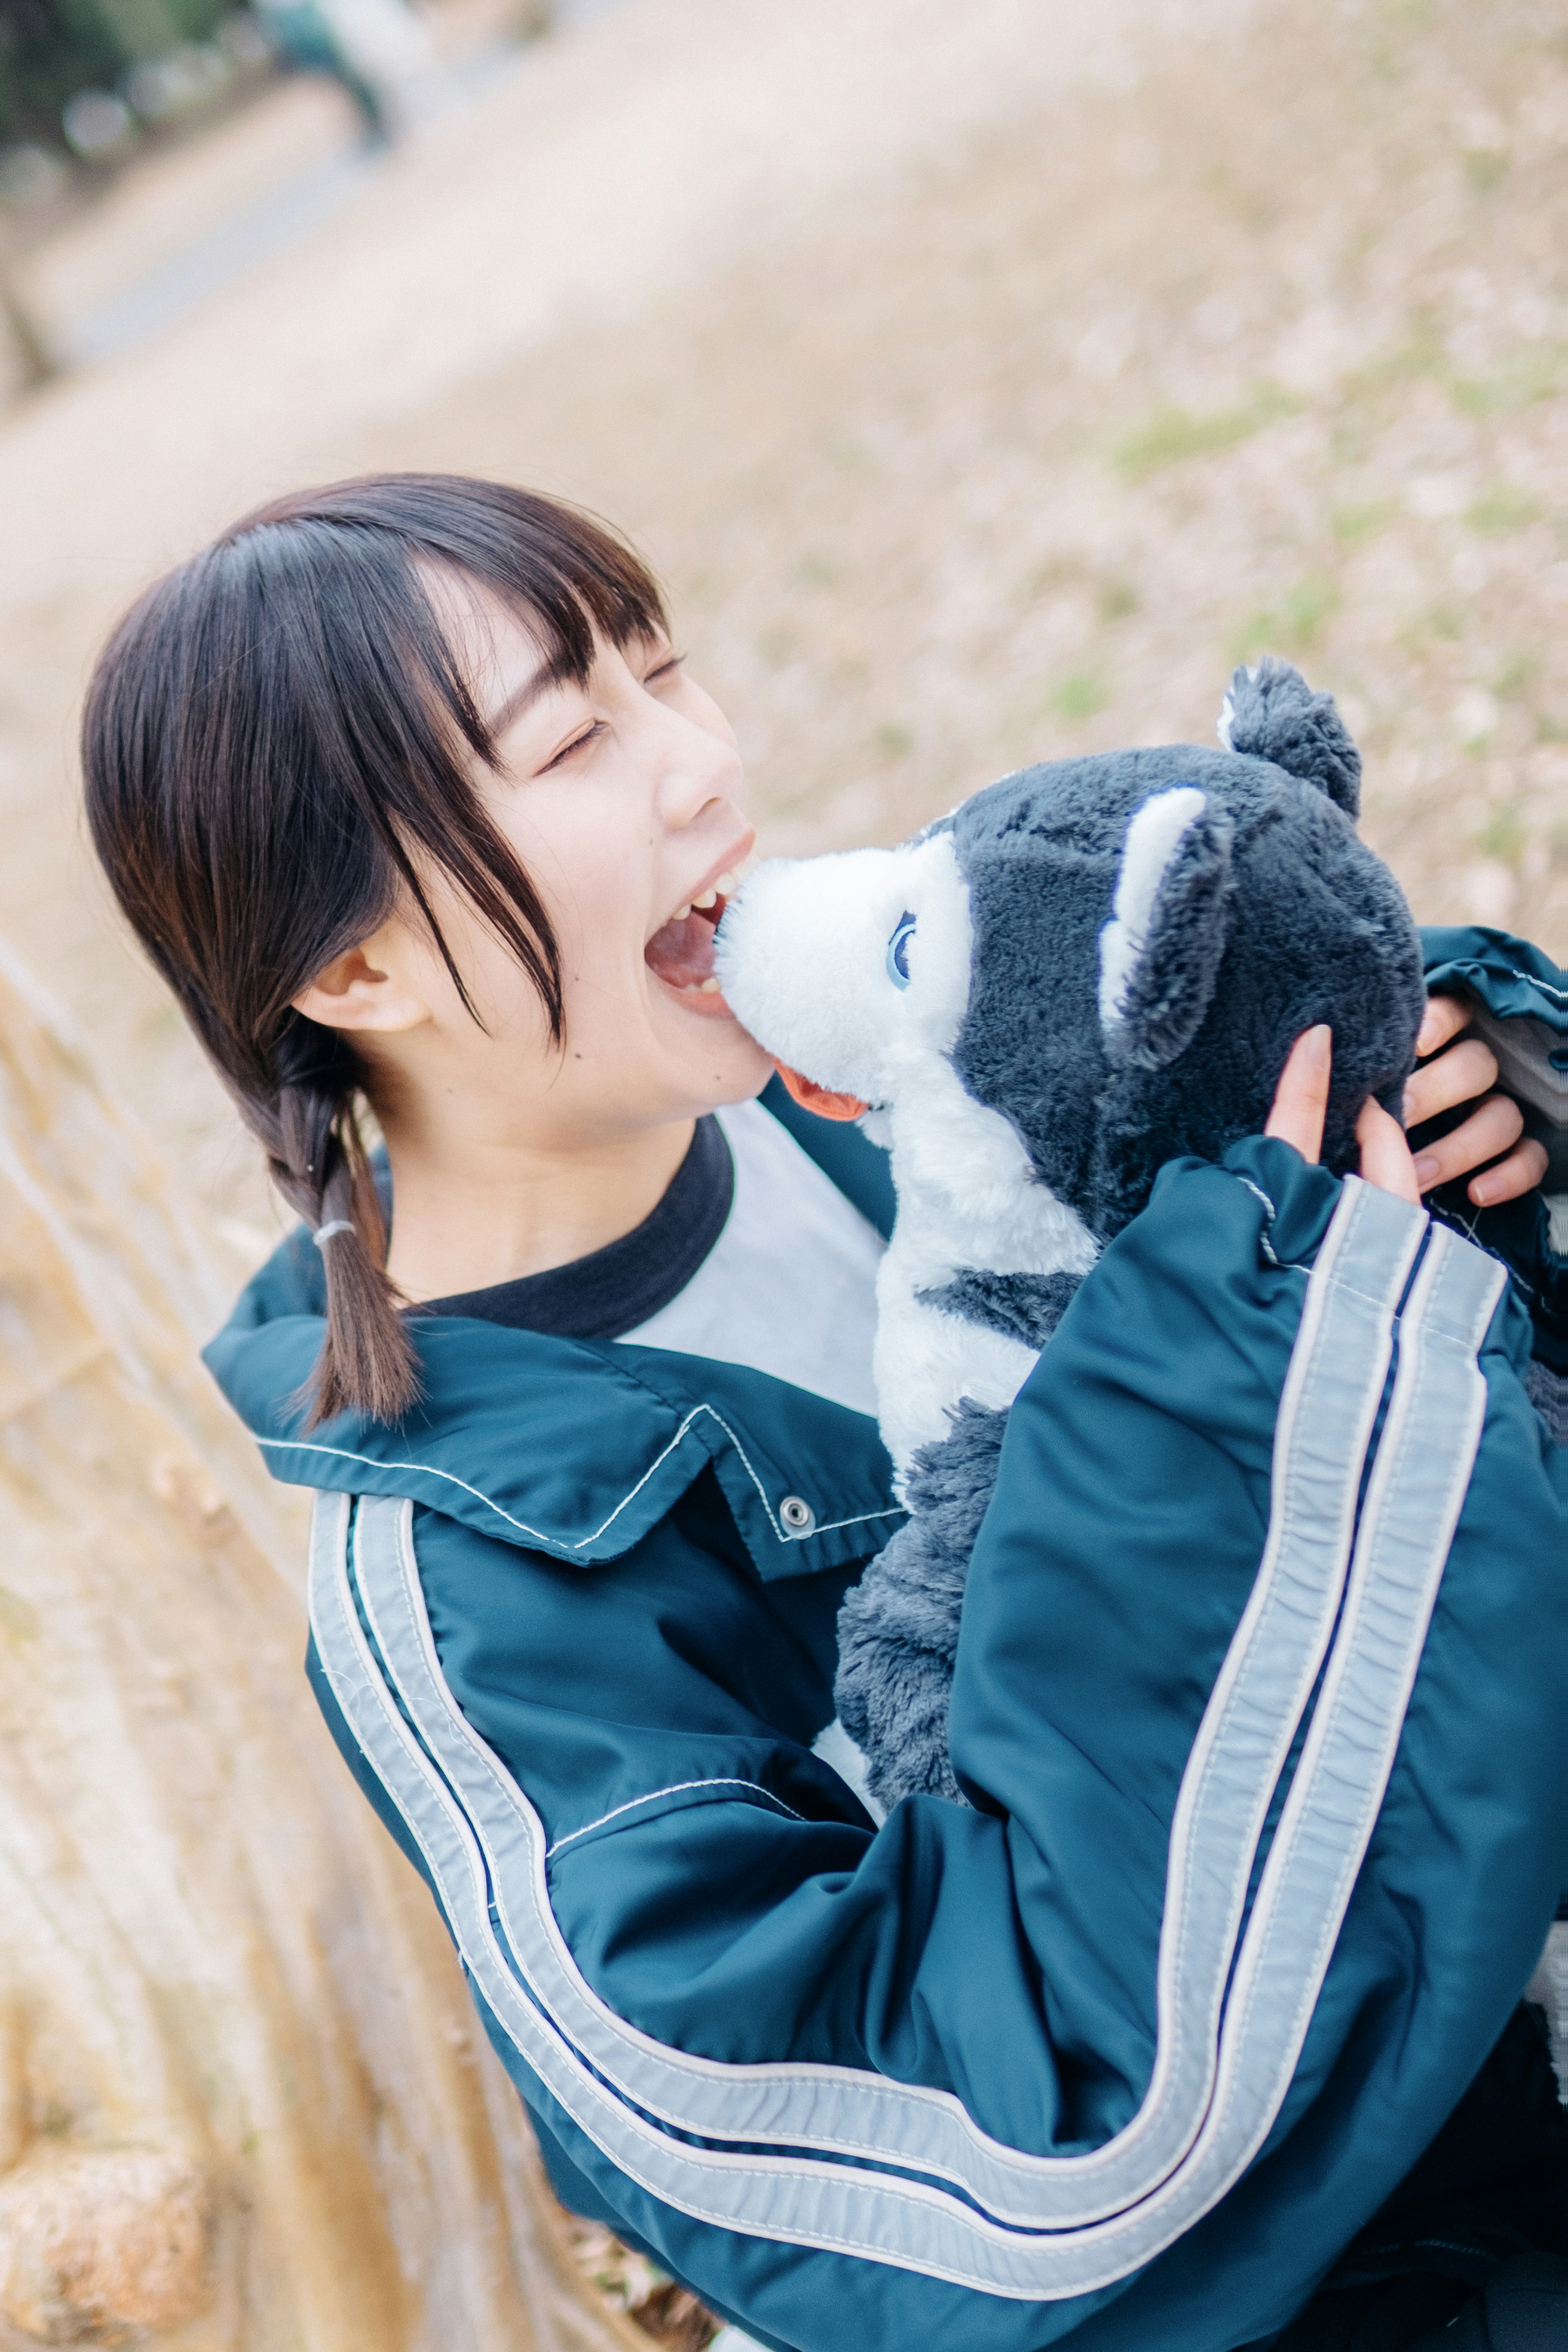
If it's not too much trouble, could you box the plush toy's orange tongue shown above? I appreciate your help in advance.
[774,1063,870,1121]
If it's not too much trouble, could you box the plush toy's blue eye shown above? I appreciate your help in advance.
[886,911,917,989]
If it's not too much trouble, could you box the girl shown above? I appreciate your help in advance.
[82,475,1564,2352]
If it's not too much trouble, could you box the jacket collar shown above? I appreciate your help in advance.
[204,1227,903,1581]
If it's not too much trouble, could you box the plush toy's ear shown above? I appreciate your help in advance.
[1099,787,1234,1070]
[1218,655,1361,819]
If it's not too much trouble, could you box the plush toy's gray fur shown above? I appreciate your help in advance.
[916,1269,1082,1351]
[836,1401,1008,1807]
[1526,1360,1568,1450]
[834,659,1428,1810]
[1221,657,1361,815]
[949,677,1420,1243]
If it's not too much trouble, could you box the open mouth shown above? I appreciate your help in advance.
[644,873,736,1004]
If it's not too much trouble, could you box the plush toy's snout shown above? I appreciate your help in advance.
[715,833,976,1112]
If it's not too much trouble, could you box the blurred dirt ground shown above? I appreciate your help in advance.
[0,0,1562,1256]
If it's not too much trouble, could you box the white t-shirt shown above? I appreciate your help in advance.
[620,1100,887,1820]
[616,1099,884,1419]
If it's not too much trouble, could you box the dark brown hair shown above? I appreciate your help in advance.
[82,473,668,1424]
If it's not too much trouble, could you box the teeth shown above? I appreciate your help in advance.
[715,871,736,895]
[699,977,721,993]
[693,888,718,910]
[673,904,691,922]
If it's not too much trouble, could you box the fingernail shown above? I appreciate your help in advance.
[1412,1154,1439,1188]
[1304,1024,1331,1069]
[1416,1010,1440,1053]
[1470,1176,1497,1205]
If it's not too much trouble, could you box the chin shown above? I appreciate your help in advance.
[670,1011,775,1109]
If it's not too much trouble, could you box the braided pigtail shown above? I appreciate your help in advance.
[264,1018,419,1427]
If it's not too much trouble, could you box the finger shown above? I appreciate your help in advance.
[1403,1035,1501,1128]
[1416,993,1470,1058]
[1266,1026,1332,1163]
[1410,1093,1526,1193]
[1357,1097,1421,1204]
[1468,1135,1549,1209]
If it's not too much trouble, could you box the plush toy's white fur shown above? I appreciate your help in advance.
[718,833,1098,1479]
[1098,788,1210,1034]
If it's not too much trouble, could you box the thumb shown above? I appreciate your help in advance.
[1355,1096,1421,1204]
[1265,1026,1332,1163]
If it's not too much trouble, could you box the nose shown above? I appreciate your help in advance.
[644,695,743,832]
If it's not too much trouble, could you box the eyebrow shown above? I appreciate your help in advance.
[481,628,668,741]
[484,661,564,741]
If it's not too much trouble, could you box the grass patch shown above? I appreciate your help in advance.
[1476,805,1526,867]
[1494,652,1538,703]
[1331,502,1394,546]
[1344,320,1448,403]
[1450,343,1565,416]
[1230,577,1342,663]
[0,1588,38,1644]
[1466,487,1542,535]
[1463,148,1509,195]
[1401,604,1463,654]
[1048,671,1109,723]
[1111,386,1297,482]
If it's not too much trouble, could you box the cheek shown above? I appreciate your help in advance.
[499,787,649,988]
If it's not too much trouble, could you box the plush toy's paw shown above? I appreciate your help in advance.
[833,1400,1008,1810]
[1219,655,1362,817]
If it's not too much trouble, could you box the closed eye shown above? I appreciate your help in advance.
[539,719,608,772]
[886,911,917,988]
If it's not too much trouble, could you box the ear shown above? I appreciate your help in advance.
[1099,788,1234,1071]
[1218,655,1361,817]
[292,944,433,1036]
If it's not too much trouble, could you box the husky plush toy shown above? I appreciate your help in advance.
[717,659,1430,1807]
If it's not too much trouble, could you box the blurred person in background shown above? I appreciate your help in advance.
[254,0,433,140]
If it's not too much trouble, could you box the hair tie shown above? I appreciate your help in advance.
[313,1219,355,1249]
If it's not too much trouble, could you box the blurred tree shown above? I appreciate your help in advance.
[0,0,236,151]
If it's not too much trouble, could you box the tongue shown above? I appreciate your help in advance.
[774,1064,870,1121]
[645,906,721,991]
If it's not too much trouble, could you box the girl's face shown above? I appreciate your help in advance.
[304,588,773,1151]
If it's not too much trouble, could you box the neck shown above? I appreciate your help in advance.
[379,1106,697,1303]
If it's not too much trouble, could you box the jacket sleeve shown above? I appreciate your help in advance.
[1419,923,1567,1379]
[305,1139,1568,2352]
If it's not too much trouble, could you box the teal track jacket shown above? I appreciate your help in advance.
[206,939,1567,2352]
